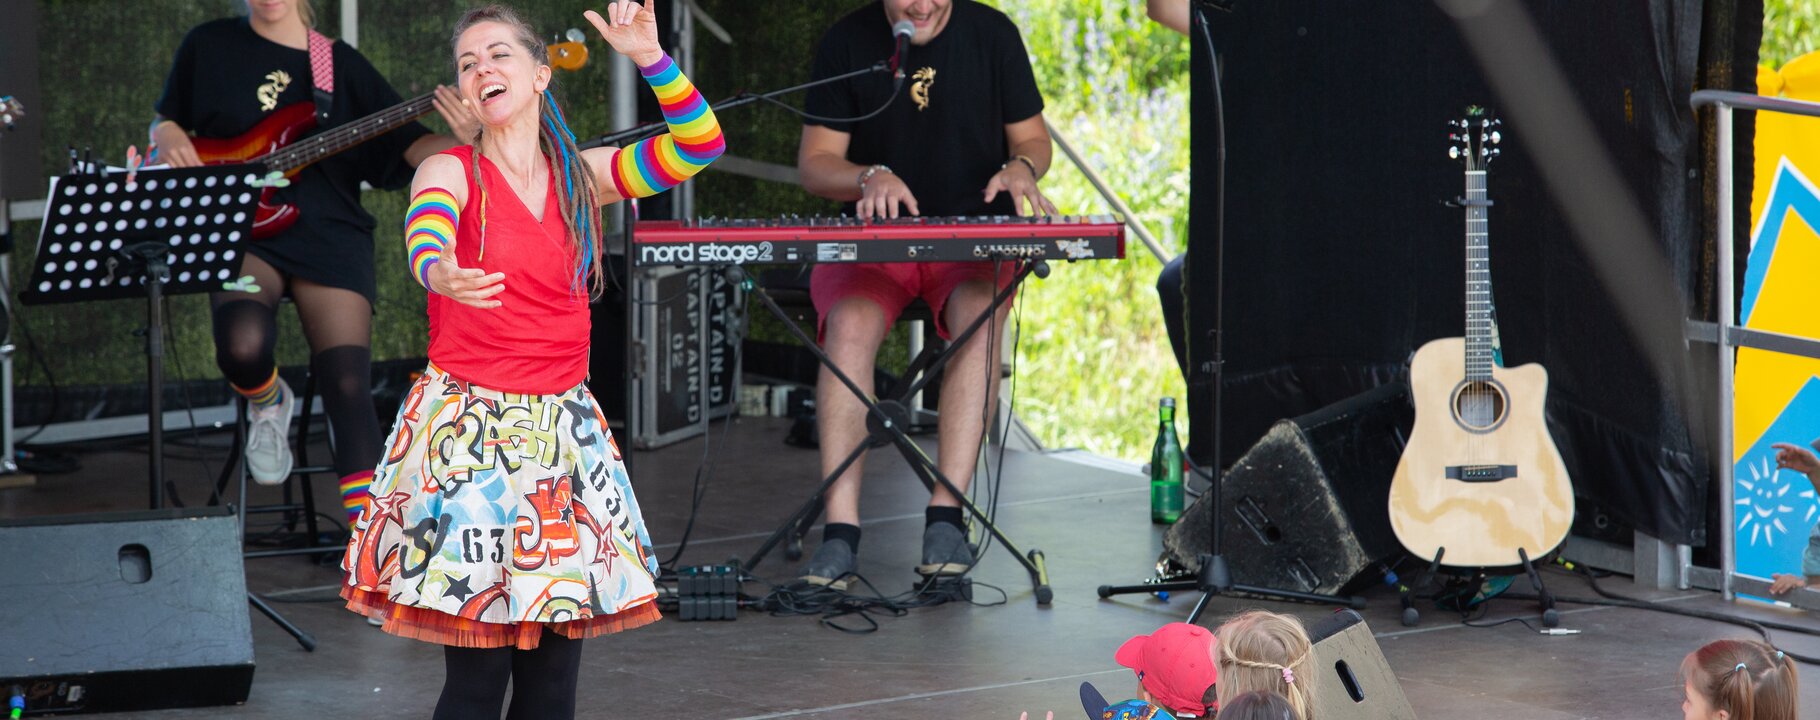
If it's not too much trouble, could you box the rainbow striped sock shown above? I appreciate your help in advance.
[235,370,284,410]
[609,52,725,199]
[340,470,374,524]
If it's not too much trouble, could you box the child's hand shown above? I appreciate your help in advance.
[1018,713,1054,720]
[1770,573,1808,595]
[1773,443,1820,478]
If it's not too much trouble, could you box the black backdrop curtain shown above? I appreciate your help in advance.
[1182,0,1759,546]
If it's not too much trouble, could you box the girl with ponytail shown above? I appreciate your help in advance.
[338,2,721,718]
[1681,639,1798,720]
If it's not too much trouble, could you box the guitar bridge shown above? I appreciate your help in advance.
[1446,464,1517,482]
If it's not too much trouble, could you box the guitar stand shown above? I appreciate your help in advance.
[730,260,1055,605]
[1398,546,1558,629]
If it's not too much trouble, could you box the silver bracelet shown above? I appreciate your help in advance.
[857,164,892,191]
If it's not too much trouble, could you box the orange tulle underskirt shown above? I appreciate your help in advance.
[342,585,661,650]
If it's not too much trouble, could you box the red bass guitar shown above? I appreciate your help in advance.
[190,41,586,239]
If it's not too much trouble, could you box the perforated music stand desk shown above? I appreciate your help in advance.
[23,164,258,509]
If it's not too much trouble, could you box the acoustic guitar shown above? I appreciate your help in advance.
[189,41,587,240]
[1386,109,1574,569]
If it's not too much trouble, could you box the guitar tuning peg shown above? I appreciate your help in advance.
[565,28,586,43]
[1449,147,1461,159]
[1490,130,1502,144]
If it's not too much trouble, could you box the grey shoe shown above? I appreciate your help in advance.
[245,379,295,486]
[916,522,975,577]
[798,538,857,591]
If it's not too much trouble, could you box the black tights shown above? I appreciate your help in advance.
[434,631,585,720]
[210,255,381,477]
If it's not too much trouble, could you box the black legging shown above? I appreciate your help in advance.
[435,631,585,720]
[210,255,382,477]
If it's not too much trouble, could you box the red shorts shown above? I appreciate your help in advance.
[810,262,1018,342]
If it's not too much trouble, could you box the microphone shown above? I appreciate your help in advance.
[890,19,915,77]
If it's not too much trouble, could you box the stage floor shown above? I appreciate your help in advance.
[5,416,1820,719]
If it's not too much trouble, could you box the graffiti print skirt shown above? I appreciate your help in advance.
[341,365,661,649]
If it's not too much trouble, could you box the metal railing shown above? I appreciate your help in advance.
[1689,89,1820,608]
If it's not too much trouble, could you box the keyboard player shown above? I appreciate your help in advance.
[793,0,1058,588]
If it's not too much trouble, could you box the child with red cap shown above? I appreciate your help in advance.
[1103,622,1221,719]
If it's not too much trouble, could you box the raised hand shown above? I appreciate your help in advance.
[584,1,663,68]
[1773,442,1820,477]
[427,240,506,309]
[430,85,480,144]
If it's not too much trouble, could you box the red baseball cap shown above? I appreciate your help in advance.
[1114,622,1219,718]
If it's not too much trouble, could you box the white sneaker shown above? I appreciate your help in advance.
[245,378,295,486]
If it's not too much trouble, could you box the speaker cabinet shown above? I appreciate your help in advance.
[1307,609,1417,720]
[0,507,255,714]
[1165,382,1412,596]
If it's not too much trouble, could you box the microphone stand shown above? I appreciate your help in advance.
[1096,0,1362,621]
[579,61,899,150]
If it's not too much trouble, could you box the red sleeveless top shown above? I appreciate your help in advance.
[427,147,591,394]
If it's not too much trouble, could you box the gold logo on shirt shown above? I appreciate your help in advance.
[257,70,292,112]
[910,67,936,111]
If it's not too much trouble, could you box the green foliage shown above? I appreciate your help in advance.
[1763,0,1820,69]
[985,0,1190,460]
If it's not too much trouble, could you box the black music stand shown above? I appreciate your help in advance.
[21,164,318,650]
[728,260,1055,605]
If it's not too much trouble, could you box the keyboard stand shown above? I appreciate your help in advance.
[729,260,1054,605]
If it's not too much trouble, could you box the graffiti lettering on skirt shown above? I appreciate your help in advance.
[563,396,597,447]
[429,403,563,476]
[586,462,610,493]
[400,513,454,580]
[460,527,507,564]
[515,475,580,571]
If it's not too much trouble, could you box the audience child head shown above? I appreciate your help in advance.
[1214,690,1301,720]
[1212,610,1317,719]
[1680,639,1797,720]
[1114,622,1220,718]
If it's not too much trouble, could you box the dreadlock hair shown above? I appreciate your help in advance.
[451,4,605,297]
[1681,639,1798,720]
[1213,611,1317,720]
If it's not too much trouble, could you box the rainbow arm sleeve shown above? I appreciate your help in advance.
[610,53,725,199]
[406,188,458,291]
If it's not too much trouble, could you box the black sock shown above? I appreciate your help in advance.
[823,522,861,552]
[926,506,964,530]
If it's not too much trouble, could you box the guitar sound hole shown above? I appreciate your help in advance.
[1453,380,1506,431]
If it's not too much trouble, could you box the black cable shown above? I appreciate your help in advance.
[657,285,745,572]
[744,76,905,126]
[1470,563,1820,665]
[742,567,1008,634]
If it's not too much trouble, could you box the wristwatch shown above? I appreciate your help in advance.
[858,164,892,191]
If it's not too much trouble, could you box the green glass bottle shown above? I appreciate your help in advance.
[1151,398,1185,524]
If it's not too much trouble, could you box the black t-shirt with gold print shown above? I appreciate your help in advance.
[804,0,1045,218]
[156,17,429,301]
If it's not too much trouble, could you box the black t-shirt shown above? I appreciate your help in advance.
[804,0,1044,217]
[155,18,429,298]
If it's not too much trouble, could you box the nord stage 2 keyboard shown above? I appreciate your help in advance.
[630,215,1126,267]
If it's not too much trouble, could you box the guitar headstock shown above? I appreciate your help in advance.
[1448,106,1501,171]
[547,39,589,72]
[0,96,23,130]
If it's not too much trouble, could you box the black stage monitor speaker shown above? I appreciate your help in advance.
[1307,609,1417,720]
[1165,382,1412,596]
[0,507,255,714]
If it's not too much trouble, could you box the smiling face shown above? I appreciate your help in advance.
[454,21,550,129]
[882,0,953,45]
[244,0,302,27]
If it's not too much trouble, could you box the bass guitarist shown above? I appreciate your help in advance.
[150,0,475,523]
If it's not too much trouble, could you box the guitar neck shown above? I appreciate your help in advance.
[1464,169,1493,381]
[263,92,437,174]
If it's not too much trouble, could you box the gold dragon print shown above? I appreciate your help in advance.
[257,70,292,112]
